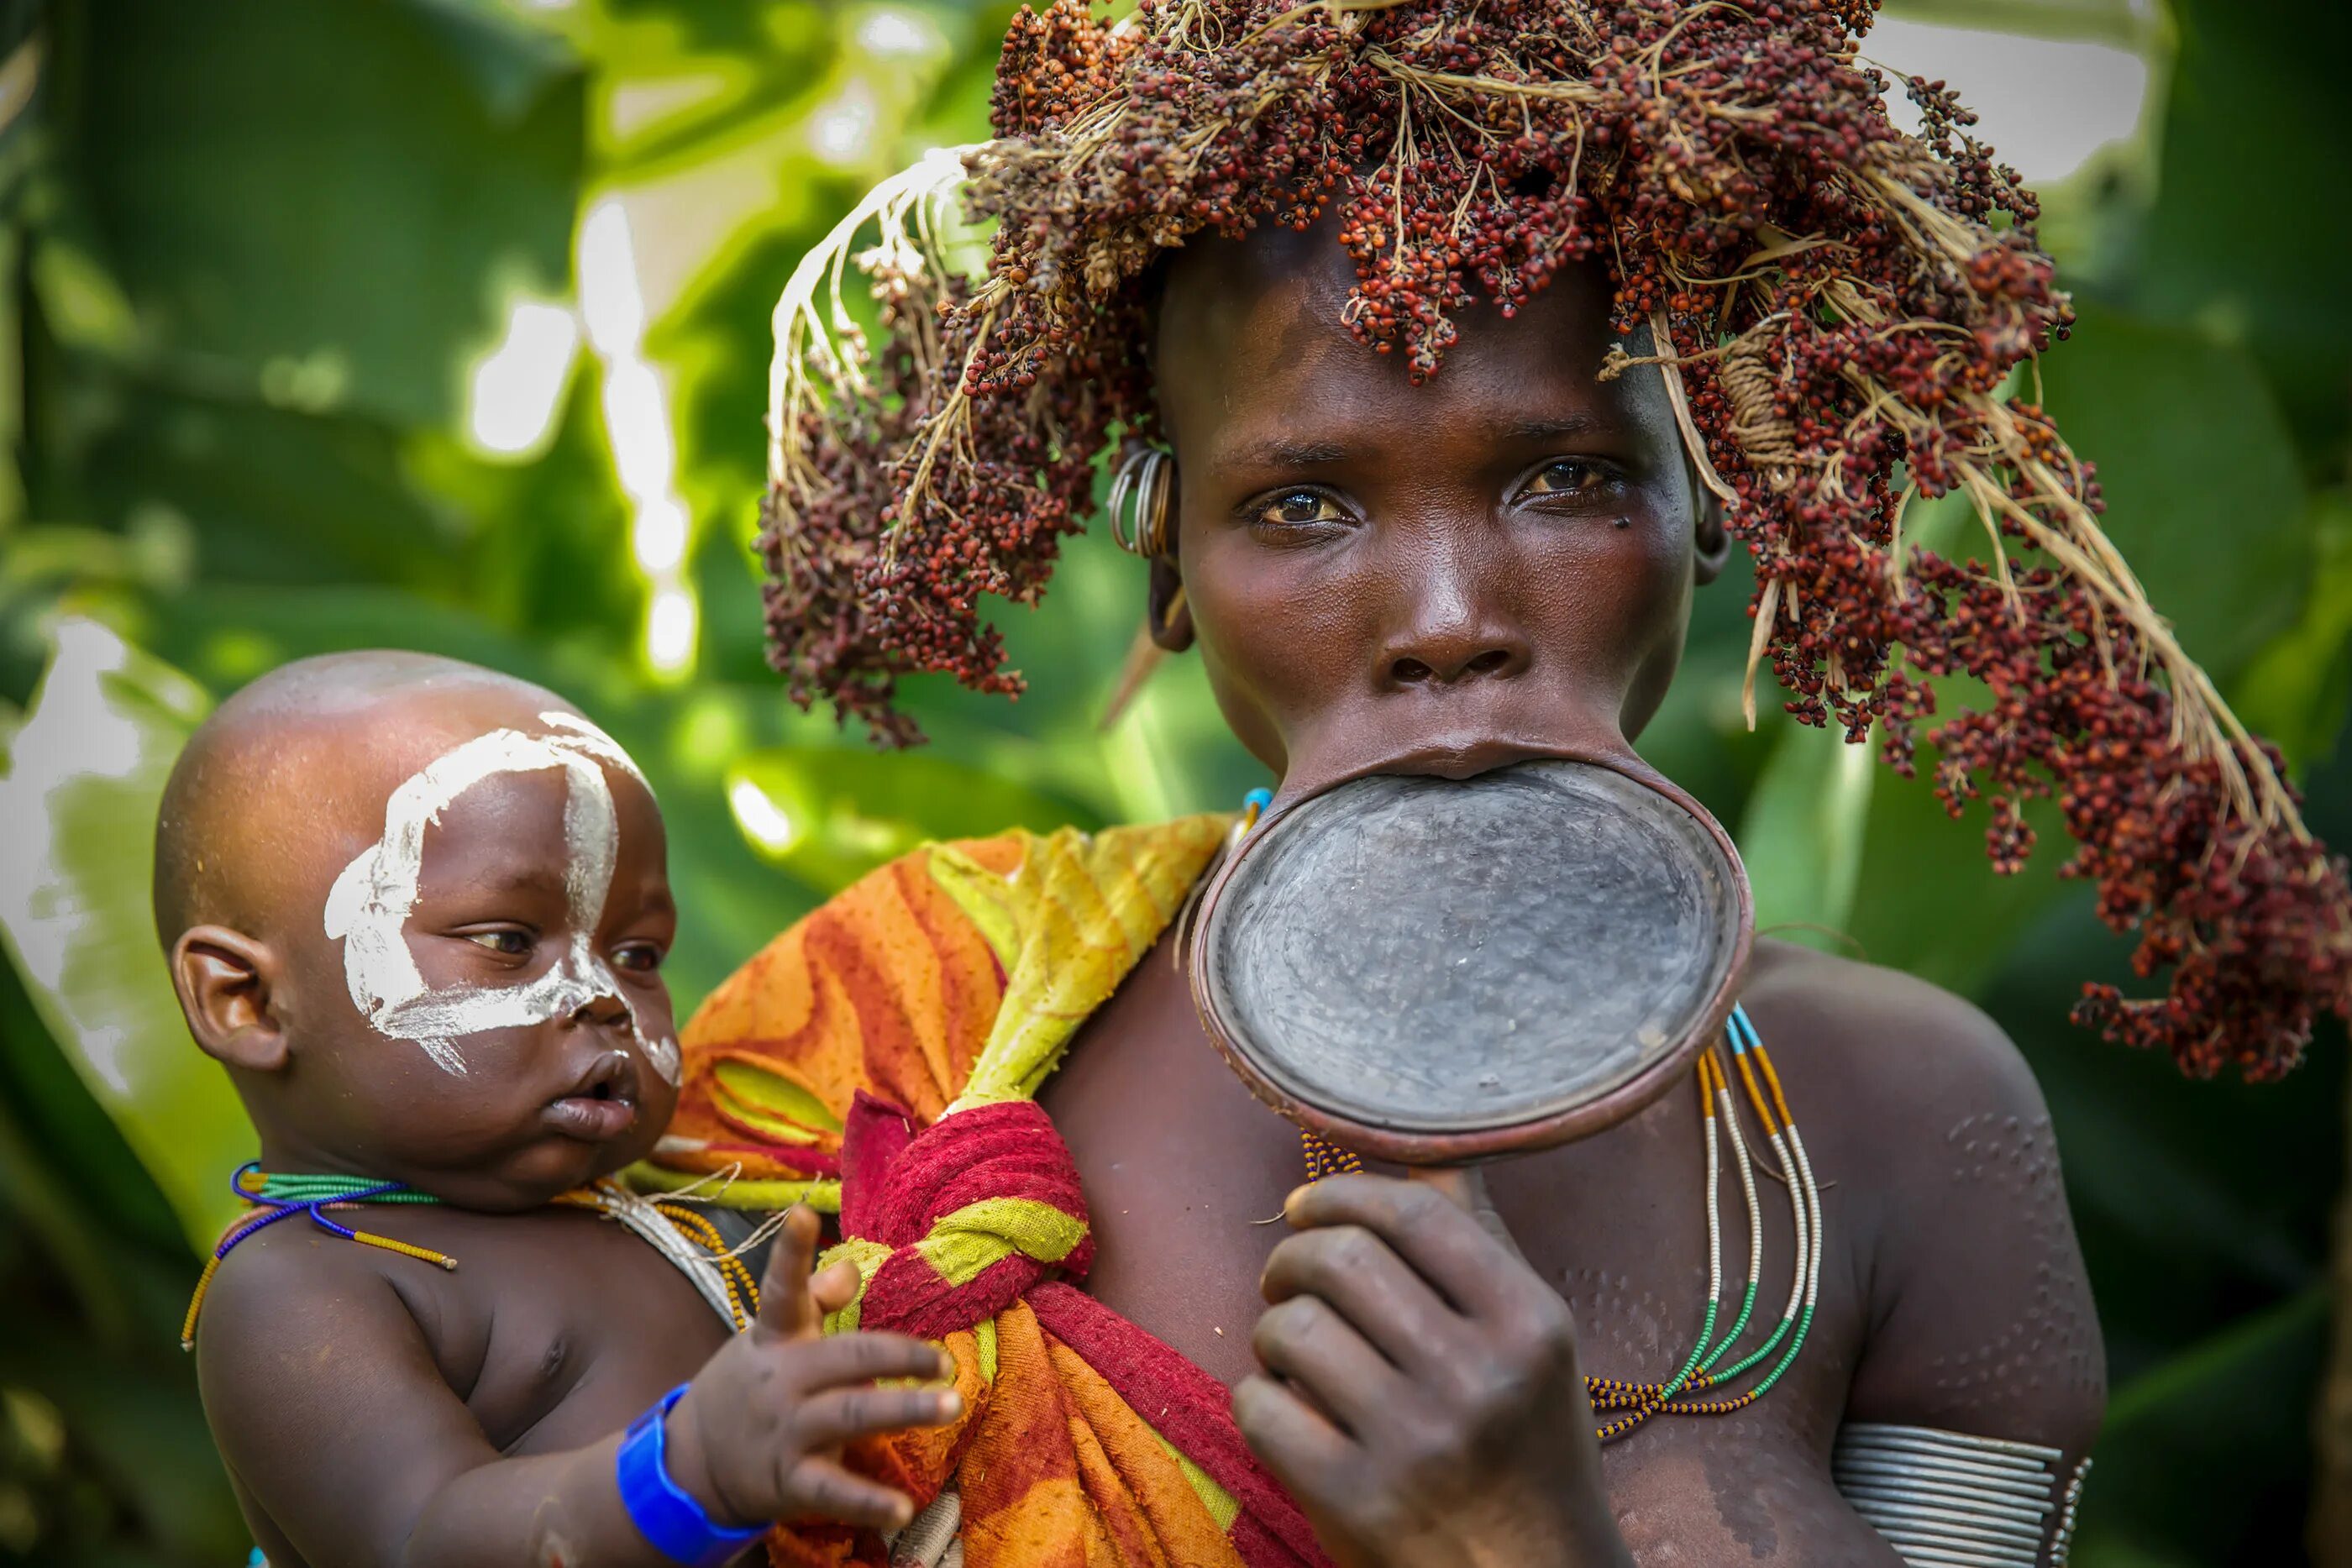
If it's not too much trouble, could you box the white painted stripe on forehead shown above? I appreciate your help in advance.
[323,716,673,1081]
[539,711,651,793]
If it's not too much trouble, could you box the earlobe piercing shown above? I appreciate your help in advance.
[1108,447,1174,559]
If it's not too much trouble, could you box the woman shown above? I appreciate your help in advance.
[643,2,2349,1564]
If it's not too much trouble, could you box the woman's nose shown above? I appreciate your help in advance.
[1378,549,1532,688]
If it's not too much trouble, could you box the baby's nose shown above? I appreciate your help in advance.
[570,986,631,1028]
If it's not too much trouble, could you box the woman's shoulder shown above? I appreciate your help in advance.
[1738,937,2052,1162]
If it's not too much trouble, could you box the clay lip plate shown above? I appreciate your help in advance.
[1189,758,1753,1164]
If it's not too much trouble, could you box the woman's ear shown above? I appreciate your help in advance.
[1147,464,1193,651]
[1693,487,1732,585]
[171,926,291,1072]
[1147,558,1194,651]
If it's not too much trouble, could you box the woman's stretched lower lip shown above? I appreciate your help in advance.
[543,1095,639,1141]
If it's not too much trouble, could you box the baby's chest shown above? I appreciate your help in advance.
[412,1212,734,1454]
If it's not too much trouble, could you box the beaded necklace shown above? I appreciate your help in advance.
[1298,1009,1819,1444]
[1242,779,1824,1444]
[182,1164,763,1349]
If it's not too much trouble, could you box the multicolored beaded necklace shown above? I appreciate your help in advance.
[181,1164,763,1350]
[1296,1008,1818,1444]
[1240,784,1823,1445]
[1294,1010,1817,1444]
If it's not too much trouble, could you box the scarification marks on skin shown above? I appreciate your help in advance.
[323,712,681,1084]
[1931,1112,2102,1408]
[1558,1266,1689,1370]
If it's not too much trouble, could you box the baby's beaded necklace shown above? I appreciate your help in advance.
[181,1165,763,1349]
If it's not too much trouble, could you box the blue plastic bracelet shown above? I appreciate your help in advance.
[616,1384,768,1567]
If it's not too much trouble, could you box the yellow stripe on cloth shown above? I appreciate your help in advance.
[623,1163,841,1214]
[819,1198,1085,1332]
[915,1196,1089,1285]
[1153,1431,1242,1532]
[933,817,1230,1111]
[817,1237,897,1333]
[711,1060,844,1141]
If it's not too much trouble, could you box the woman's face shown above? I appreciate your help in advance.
[1152,227,1725,800]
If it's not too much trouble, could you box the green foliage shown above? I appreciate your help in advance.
[0,0,2343,1563]
[1736,717,1875,947]
[0,620,240,1246]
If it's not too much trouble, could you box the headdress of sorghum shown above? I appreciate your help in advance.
[757,0,2351,1078]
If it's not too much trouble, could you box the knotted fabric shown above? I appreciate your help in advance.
[825,1091,1094,1340]
[639,821,1332,1568]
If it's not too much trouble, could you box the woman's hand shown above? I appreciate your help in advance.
[1234,1173,1630,1568]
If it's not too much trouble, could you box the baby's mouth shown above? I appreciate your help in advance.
[544,1049,641,1141]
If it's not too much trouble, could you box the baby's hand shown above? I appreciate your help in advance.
[662,1206,959,1534]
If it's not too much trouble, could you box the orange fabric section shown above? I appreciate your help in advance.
[644,820,1316,1568]
[1049,1340,1251,1568]
[958,1305,1105,1568]
[655,842,1015,1185]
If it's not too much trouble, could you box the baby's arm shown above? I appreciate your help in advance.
[196,1209,954,1568]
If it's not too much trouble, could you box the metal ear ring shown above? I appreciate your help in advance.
[1109,447,1173,558]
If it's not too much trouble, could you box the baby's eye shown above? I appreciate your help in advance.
[1524,459,1606,496]
[612,942,665,973]
[1255,489,1347,527]
[465,930,533,957]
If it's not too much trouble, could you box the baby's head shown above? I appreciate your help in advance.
[155,652,678,1210]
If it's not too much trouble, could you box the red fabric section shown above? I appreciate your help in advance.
[842,1096,1095,1339]
[838,1091,913,1237]
[1031,1283,1331,1568]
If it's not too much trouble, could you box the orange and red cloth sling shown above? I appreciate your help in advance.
[634,817,1335,1568]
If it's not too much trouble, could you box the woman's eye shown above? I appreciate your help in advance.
[1525,459,1605,496]
[612,943,664,973]
[465,930,533,957]
[1255,490,1345,527]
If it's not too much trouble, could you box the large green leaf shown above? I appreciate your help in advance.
[0,618,244,1245]
[2123,0,2352,466]
[2035,299,2311,686]
[0,1319,247,1560]
[725,743,1105,897]
[1988,894,2344,1379]
[1735,718,1875,951]
[2232,488,2352,772]
[2070,1287,2328,1568]
[1841,753,2075,998]
[62,0,585,427]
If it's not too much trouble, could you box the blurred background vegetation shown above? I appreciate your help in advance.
[0,0,2343,1563]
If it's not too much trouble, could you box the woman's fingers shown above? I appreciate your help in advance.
[1284,1173,1537,1324]
[795,1383,964,1448]
[1231,1373,1357,1512]
[788,1329,958,1391]
[1258,1222,1455,1376]
[753,1205,825,1340]
[780,1455,918,1533]
[1250,1294,1408,1438]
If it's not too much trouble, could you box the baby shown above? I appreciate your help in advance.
[158,652,956,1568]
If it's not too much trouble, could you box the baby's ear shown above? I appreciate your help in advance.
[170,926,291,1072]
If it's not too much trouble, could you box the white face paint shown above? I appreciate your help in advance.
[322,711,681,1084]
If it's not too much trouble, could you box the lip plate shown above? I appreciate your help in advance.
[1192,752,1752,1167]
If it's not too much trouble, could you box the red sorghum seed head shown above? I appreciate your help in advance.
[758,0,2351,1078]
